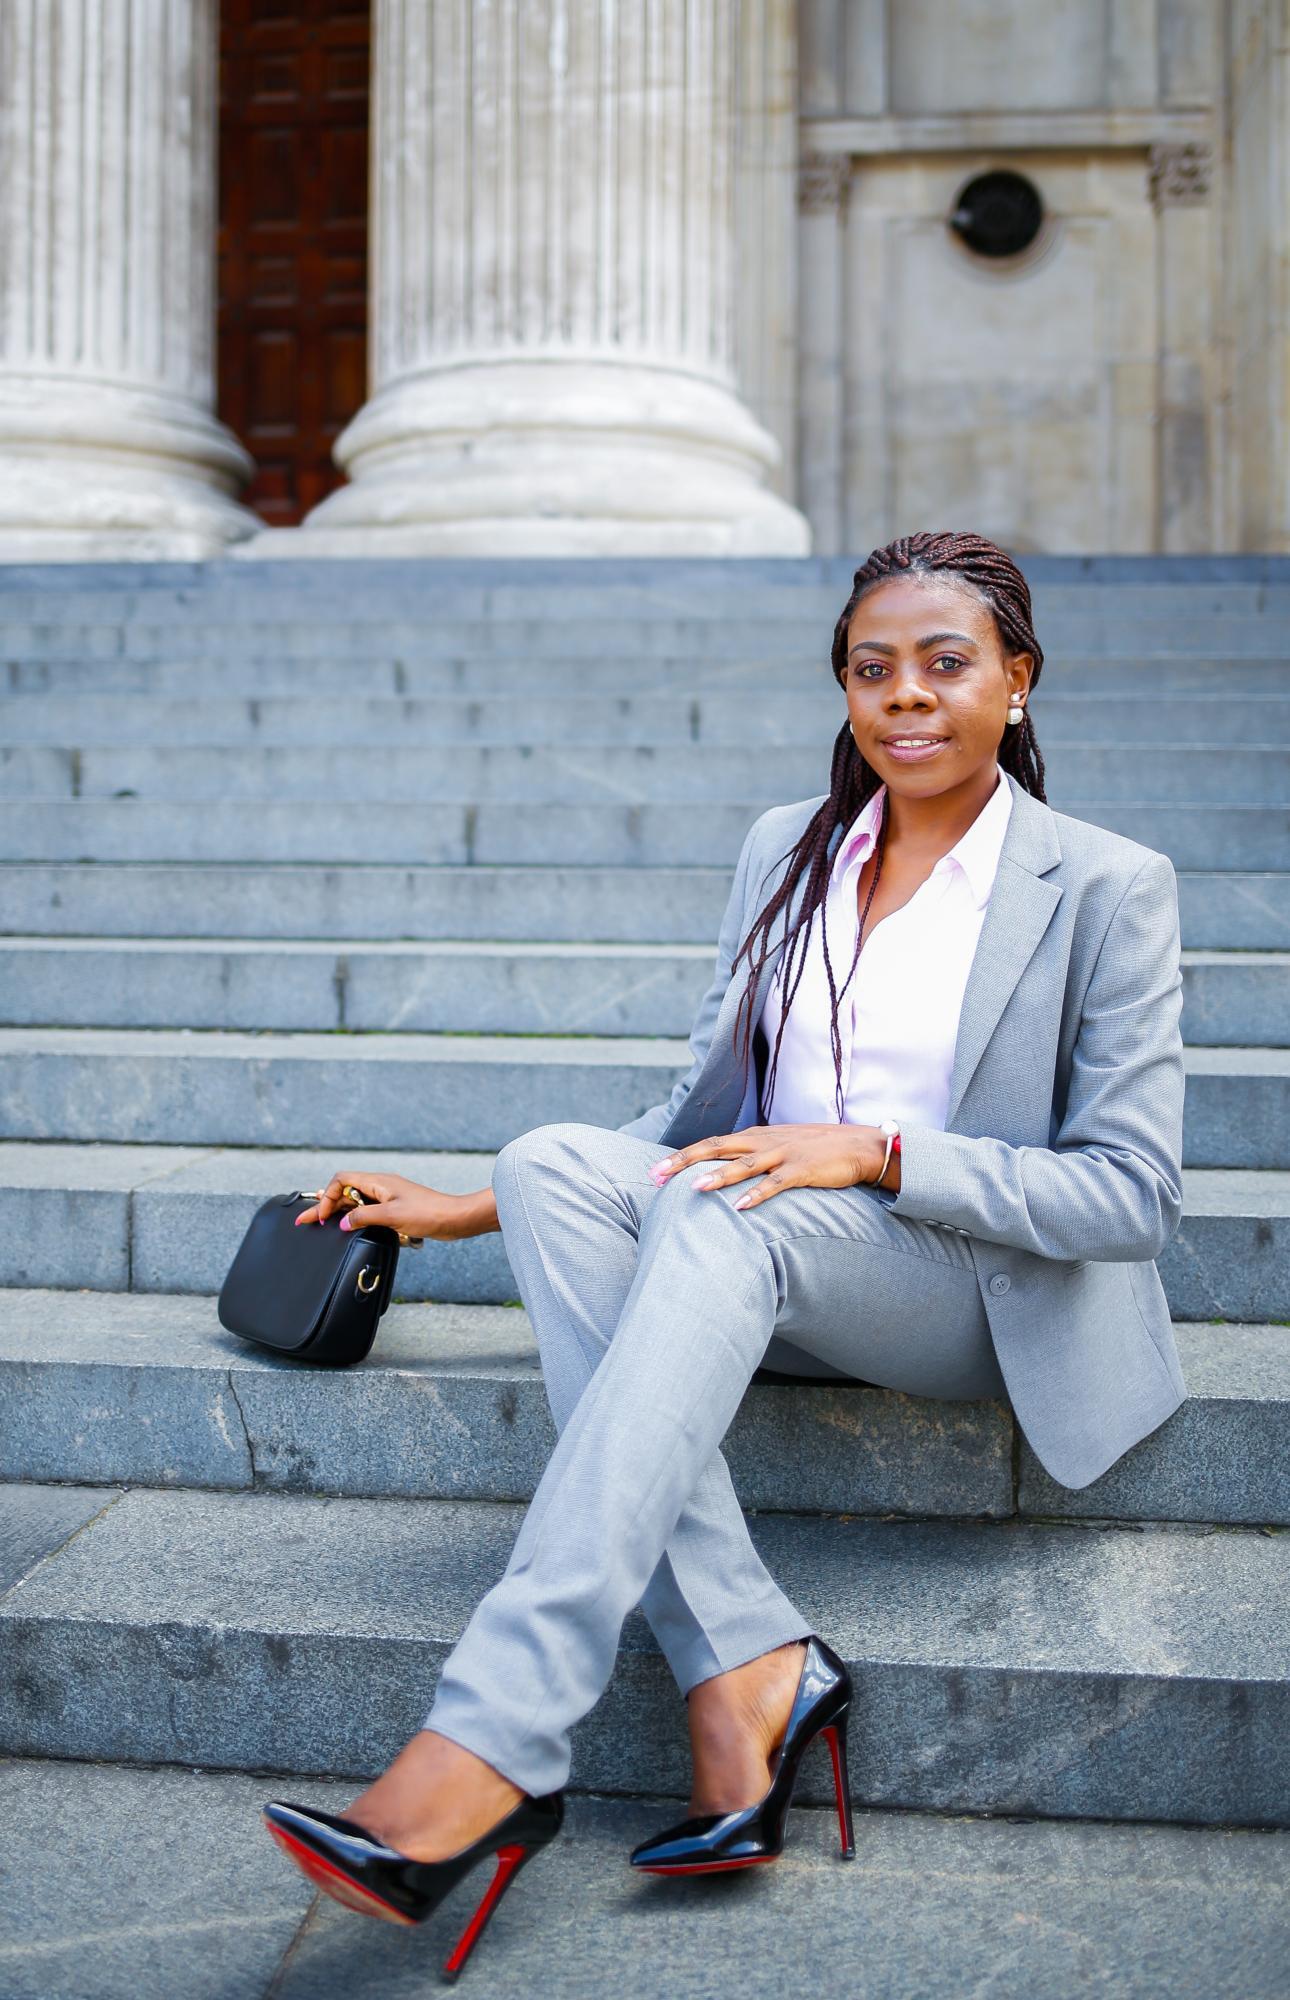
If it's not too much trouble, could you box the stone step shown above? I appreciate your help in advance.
[2,1480,1285,1824]
[8,651,1290,699]
[4,605,1290,660]
[0,1028,1284,1160]
[1166,1169,1290,1321]
[1,936,1284,1045]
[0,861,736,942]
[1,798,1282,869]
[3,862,1287,949]
[4,1143,1284,1322]
[8,1761,1286,2000]
[0,1141,511,1301]
[1,562,1288,620]
[4,740,1286,806]
[0,543,1284,585]
[5,688,1290,748]
[1179,952,1290,1044]
[1,1290,1284,1528]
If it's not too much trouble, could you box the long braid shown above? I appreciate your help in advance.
[732,529,1049,1116]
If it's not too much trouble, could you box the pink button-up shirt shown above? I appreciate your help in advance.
[758,768,1014,1131]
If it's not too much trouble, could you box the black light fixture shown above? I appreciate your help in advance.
[948,169,1044,259]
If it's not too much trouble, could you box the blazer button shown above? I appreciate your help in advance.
[988,1274,1012,1296]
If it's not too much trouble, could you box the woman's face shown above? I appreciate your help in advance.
[840,573,1033,800]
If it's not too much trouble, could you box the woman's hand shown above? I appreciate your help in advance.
[649,1124,900,1211]
[296,1169,499,1241]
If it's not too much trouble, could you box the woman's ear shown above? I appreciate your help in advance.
[1007,649,1035,702]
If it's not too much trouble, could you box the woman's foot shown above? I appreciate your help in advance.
[343,1729,524,1863]
[685,1638,809,1815]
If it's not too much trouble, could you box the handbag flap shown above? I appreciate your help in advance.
[218,1194,394,1352]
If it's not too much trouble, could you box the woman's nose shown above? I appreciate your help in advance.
[886,679,935,706]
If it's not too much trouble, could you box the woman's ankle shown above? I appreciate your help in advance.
[685,1640,809,1813]
[348,1730,525,1859]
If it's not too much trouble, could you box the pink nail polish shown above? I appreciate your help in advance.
[338,1214,351,1231]
[734,1195,752,1210]
[294,1215,305,1226]
[694,1175,714,1191]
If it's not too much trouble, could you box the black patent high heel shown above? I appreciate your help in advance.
[262,1789,564,1981]
[629,1634,854,1873]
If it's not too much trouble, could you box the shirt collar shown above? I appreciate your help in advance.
[832,767,1014,911]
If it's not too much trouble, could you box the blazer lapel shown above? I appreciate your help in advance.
[680,775,1063,1139]
[942,775,1063,1129]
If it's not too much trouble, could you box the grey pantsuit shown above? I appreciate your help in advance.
[425,1118,1008,1795]
[424,773,1188,1795]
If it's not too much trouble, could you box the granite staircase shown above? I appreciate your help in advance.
[1,557,1287,1843]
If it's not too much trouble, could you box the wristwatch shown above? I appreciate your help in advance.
[876,1120,901,1187]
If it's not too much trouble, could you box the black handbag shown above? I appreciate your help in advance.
[218,1192,401,1366]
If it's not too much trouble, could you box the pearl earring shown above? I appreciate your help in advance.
[1007,702,1025,726]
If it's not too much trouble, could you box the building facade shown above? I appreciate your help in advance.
[0,0,1286,560]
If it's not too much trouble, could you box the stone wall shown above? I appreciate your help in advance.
[796,0,1225,554]
[1,1,1285,557]
[1225,0,1290,552]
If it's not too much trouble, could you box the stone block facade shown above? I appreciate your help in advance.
[0,0,1285,557]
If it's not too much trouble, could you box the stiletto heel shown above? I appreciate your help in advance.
[629,1633,855,1874]
[262,1790,563,1980]
[441,1843,530,1982]
[820,1711,855,1858]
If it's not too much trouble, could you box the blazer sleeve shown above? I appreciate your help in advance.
[615,811,765,1145]
[877,849,1185,1262]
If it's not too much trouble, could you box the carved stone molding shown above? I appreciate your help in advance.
[799,152,851,216]
[1148,141,1213,209]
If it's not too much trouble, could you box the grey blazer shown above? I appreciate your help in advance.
[618,769,1188,1491]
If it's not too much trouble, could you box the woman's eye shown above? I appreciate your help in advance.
[851,654,966,679]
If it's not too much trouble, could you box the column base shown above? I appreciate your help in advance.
[0,377,258,562]
[264,358,810,558]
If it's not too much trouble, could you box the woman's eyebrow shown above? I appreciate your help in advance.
[847,630,977,657]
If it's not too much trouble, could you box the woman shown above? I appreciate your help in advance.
[262,531,1187,1976]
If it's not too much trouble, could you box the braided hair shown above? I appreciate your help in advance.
[732,529,1049,1121]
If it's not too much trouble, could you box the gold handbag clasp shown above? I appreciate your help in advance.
[356,1265,380,1296]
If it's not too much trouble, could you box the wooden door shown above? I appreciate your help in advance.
[217,0,369,527]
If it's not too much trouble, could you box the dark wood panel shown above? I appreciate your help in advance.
[218,0,369,528]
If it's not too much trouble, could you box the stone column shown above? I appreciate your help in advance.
[0,0,256,561]
[733,0,800,504]
[293,0,808,556]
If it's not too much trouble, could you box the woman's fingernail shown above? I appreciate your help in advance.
[693,1175,715,1191]
[734,1194,752,1210]
[294,1215,305,1226]
[338,1214,351,1231]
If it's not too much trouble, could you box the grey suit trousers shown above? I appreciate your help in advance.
[423,1120,1010,1795]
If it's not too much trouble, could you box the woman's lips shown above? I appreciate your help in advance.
[877,736,949,763]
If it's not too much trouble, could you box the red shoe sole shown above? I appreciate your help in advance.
[634,1854,779,1875]
[264,1818,420,1926]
